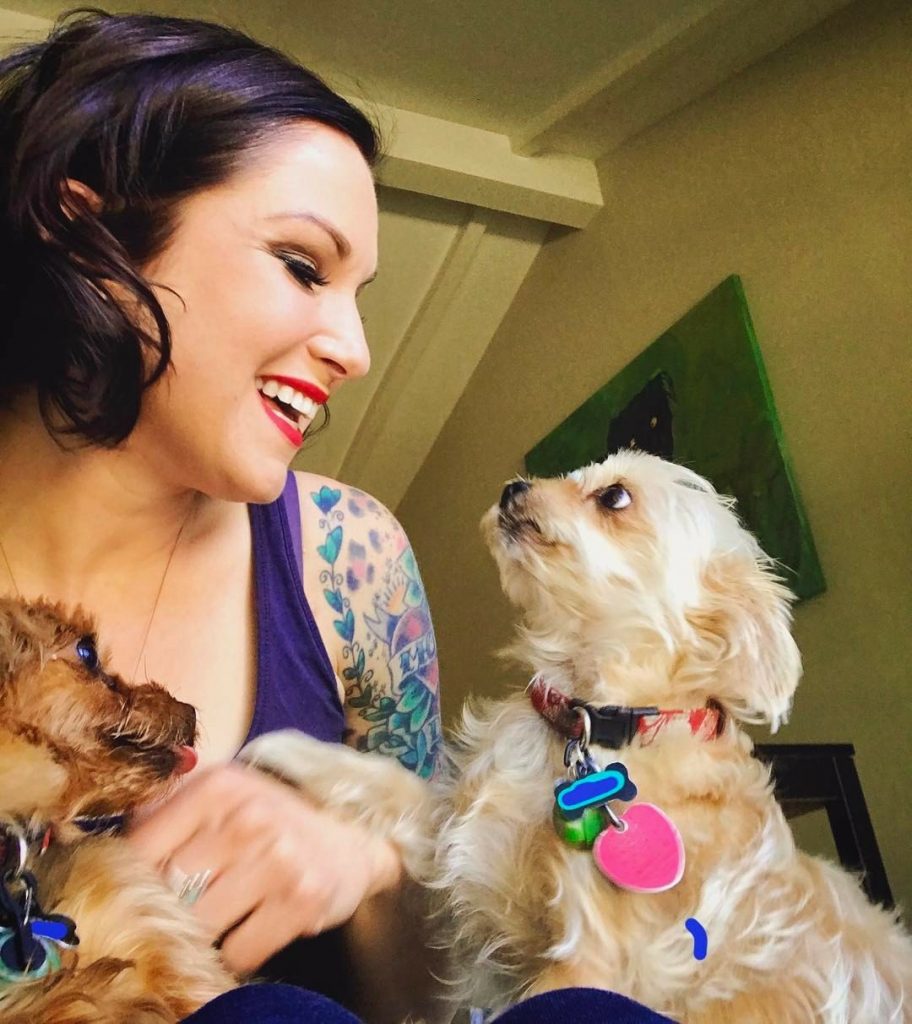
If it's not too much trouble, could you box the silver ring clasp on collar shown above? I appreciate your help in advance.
[573,705,592,751]
[563,707,599,780]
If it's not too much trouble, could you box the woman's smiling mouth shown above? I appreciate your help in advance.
[256,375,327,445]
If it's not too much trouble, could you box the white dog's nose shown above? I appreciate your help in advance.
[500,479,530,510]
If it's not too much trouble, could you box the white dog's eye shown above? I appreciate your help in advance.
[595,484,632,510]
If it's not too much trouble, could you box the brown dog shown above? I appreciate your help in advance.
[0,596,232,1023]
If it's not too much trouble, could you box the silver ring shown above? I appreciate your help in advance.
[603,804,628,833]
[573,706,592,751]
[167,865,213,906]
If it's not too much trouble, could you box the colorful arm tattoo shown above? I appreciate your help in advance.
[311,484,441,779]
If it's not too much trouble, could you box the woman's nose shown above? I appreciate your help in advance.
[310,295,371,381]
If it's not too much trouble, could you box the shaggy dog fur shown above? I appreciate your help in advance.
[0,596,233,1022]
[246,452,912,1023]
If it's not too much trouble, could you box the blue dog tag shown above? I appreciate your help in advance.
[554,762,637,819]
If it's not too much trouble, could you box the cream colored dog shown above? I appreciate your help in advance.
[246,451,912,1023]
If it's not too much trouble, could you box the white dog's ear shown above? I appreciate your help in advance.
[685,550,801,731]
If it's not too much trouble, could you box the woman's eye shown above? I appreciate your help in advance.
[278,253,328,291]
[596,484,632,510]
[75,635,99,672]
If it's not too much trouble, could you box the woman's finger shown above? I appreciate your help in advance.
[189,853,269,942]
[124,760,388,975]
[159,829,231,925]
[218,892,320,976]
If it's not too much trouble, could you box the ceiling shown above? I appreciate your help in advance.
[2,0,851,506]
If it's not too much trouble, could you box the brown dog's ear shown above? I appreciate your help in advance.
[0,598,66,688]
[684,550,801,730]
[0,599,27,686]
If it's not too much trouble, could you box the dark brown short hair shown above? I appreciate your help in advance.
[0,8,380,445]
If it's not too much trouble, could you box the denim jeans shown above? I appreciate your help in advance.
[182,984,674,1023]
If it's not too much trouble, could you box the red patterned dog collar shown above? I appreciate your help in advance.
[530,676,725,749]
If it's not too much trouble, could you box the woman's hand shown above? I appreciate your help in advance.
[126,762,402,975]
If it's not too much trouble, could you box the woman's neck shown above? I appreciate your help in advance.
[0,396,214,606]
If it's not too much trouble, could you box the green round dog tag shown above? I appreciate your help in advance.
[552,804,607,849]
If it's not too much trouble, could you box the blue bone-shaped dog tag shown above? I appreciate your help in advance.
[554,763,637,819]
[31,915,78,947]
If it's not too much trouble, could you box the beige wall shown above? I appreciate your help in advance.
[399,0,912,914]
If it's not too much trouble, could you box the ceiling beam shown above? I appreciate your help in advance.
[365,101,603,228]
[511,0,748,157]
[510,0,853,158]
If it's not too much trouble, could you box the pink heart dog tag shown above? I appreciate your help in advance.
[592,803,685,893]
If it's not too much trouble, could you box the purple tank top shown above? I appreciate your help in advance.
[242,474,351,994]
[240,472,345,747]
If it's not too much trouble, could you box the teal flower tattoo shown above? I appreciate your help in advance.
[312,488,441,778]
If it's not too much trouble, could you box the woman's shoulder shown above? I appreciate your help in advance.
[291,471,407,551]
[291,469,418,614]
[292,471,391,516]
[291,471,441,777]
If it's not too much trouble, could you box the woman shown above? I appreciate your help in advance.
[0,10,670,1024]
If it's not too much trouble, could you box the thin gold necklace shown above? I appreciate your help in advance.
[0,501,196,684]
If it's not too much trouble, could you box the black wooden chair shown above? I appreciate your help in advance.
[754,743,893,908]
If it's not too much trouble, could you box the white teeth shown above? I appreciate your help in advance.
[291,393,318,418]
[257,378,321,429]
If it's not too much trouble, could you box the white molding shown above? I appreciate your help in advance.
[339,207,549,508]
[365,101,603,228]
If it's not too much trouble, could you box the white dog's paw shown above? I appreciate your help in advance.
[238,729,436,881]
[238,728,356,792]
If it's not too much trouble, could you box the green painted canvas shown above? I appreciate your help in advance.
[525,275,825,601]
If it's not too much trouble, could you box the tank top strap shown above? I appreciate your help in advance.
[242,472,345,747]
[280,473,304,575]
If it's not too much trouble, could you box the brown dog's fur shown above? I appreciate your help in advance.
[0,596,233,1023]
[247,453,912,1023]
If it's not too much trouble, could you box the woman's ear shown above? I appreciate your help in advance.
[60,178,105,219]
[684,548,802,731]
[53,179,121,306]
[34,179,105,245]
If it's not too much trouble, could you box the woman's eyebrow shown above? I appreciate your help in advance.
[267,210,377,288]
[267,210,351,259]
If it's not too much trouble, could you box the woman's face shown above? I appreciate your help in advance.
[132,121,378,502]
